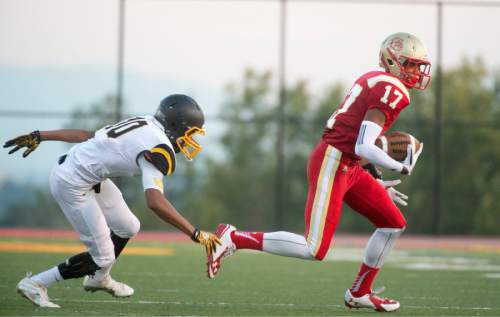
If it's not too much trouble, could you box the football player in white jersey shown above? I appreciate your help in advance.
[4,94,221,308]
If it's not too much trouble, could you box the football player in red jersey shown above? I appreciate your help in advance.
[207,33,430,312]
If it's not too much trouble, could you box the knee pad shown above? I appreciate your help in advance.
[115,217,141,239]
[58,252,101,280]
[127,216,141,237]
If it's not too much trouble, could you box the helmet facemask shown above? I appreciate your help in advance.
[176,126,205,161]
[384,49,431,90]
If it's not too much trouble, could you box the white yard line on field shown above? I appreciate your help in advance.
[326,248,500,271]
[53,298,499,312]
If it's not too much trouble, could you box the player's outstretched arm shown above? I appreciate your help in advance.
[39,129,95,143]
[138,155,220,256]
[3,129,94,158]
[145,189,221,255]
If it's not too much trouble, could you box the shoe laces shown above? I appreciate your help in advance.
[370,286,398,303]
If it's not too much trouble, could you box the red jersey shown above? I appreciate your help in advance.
[322,71,411,160]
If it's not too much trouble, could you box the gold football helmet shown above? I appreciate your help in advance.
[379,32,431,90]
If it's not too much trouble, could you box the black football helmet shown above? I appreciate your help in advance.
[154,94,205,161]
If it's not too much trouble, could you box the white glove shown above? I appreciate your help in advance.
[401,143,424,175]
[377,179,408,206]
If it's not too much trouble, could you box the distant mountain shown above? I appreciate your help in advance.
[0,64,222,115]
[0,65,225,185]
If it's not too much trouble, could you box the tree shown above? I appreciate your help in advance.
[198,59,500,235]
[3,59,498,235]
[392,57,500,234]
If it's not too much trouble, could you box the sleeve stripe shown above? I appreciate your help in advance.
[357,124,367,145]
[151,147,173,175]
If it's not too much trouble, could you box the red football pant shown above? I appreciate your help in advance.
[304,140,406,261]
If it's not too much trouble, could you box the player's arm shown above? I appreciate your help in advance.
[39,129,95,142]
[138,155,220,255]
[355,109,410,174]
[3,129,94,158]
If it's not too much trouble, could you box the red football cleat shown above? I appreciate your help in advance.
[207,224,236,279]
[344,288,400,312]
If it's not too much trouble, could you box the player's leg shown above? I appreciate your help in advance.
[302,143,349,261]
[343,166,406,312]
[207,142,348,278]
[225,227,315,259]
[229,142,347,259]
[92,179,140,280]
[260,147,347,260]
[17,169,116,307]
[206,224,315,278]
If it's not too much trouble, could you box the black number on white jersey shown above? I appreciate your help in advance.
[106,117,148,138]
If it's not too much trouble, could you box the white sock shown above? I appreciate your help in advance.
[91,264,113,281]
[363,228,404,268]
[263,231,315,260]
[31,266,63,287]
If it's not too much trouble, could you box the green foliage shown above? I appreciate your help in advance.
[190,70,278,230]
[0,181,70,228]
[392,57,500,234]
[197,59,500,235]
[2,59,498,235]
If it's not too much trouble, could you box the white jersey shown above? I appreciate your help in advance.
[56,116,176,187]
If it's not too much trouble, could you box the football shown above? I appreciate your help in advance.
[375,131,421,162]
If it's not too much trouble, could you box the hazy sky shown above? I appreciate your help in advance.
[1,0,500,183]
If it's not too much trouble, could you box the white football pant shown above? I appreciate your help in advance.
[49,166,140,268]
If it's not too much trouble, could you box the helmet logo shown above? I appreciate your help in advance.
[390,37,404,51]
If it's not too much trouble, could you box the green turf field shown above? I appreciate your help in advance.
[1,237,499,316]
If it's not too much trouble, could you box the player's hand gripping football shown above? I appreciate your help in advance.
[377,179,408,206]
[191,229,221,256]
[3,130,41,158]
[401,143,423,175]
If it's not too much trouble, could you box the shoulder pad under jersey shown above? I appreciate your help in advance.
[142,144,176,176]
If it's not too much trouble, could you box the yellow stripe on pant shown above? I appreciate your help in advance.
[307,145,341,257]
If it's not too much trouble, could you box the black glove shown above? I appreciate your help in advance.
[3,130,41,157]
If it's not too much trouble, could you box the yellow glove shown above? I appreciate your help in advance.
[191,229,221,256]
[3,130,41,158]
